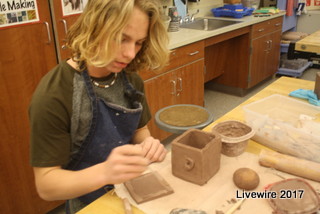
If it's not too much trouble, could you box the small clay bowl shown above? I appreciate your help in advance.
[212,120,255,157]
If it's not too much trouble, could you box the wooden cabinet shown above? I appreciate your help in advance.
[0,1,63,214]
[206,16,283,94]
[0,1,82,213]
[141,41,205,140]
[248,17,283,88]
[204,27,251,88]
[50,0,81,61]
[175,60,204,105]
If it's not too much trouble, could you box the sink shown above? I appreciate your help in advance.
[180,18,242,31]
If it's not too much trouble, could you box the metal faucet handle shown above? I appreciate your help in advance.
[190,9,200,22]
[183,15,191,23]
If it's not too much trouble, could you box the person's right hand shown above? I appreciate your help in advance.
[101,144,149,184]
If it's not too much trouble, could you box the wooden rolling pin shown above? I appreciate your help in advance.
[259,150,320,182]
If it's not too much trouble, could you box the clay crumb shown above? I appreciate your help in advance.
[215,210,224,214]
[231,198,237,203]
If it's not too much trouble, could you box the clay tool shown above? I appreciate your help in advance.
[122,197,133,214]
[225,198,246,214]
[170,208,207,214]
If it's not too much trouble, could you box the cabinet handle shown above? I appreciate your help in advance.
[61,19,68,37]
[60,20,68,47]
[177,77,182,92]
[265,40,270,52]
[44,22,52,44]
[189,51,199,56]
[258,28,265,32]
[170,80,176,96]
[269,40,272,51]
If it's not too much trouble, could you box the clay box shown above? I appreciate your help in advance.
[171,129,221,185]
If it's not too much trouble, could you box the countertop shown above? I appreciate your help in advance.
[168,12,285,49]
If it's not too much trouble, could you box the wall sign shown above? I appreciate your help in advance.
[61,0,88,17]
[0,0,39,28]
[306,0,320,9]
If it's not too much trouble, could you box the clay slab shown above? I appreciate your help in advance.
[124,171,174,204]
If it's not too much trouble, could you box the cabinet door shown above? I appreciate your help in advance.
[249,30,281,88]
[266,31,281,78]
[144,59,204,140]
[0,1,61,214]
[50,0,81,61]
[144,72,176,140]
[249,34,270,87]
[175,59,204,106]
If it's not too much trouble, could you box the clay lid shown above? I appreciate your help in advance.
[212,120,255,143]
[159,105,209,126]
[267,178,320,214]
[155,104,214,134]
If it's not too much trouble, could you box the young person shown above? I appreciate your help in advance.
[29,0,169,213]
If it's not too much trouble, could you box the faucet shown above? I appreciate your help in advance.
[182,0,200,23]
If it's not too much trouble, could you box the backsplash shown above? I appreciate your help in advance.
[161,0,223,17]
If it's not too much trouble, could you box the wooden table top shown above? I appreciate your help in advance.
[295,29,320,54]
[77,77,319,214]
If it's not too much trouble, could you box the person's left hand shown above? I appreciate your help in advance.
[140,136,167,163]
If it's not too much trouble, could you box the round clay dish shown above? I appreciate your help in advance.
[212,120,254,157]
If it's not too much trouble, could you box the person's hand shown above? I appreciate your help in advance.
[102,144,148,184]
[140,136,167,163]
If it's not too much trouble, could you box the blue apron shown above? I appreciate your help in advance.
[65,69,143,205]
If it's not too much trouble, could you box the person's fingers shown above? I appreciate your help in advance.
[113,163,147,174]
[118,155,150,166]
[139,137,153,157]
[113,172,145,184]
[150,145,167,162]
[114,144,144,156]
[141,137,163,161]
[157,149,167,162]
[108,147,149,166]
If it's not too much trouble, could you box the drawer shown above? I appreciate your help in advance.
[166,40,204,71]
[139,40,204,80]
[252,17,283,39]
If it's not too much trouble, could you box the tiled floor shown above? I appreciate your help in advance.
[47,67,319,214]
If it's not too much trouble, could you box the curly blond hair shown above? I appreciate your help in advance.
[67,0,169,72]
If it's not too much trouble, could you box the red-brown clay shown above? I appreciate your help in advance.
[171,129,221,185]
[212,120,254,157]
[124,171,174,204]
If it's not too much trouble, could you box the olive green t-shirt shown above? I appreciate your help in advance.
[29,61,151,167]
